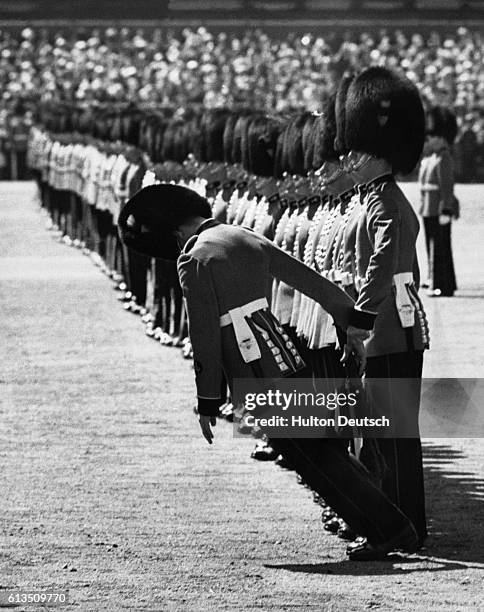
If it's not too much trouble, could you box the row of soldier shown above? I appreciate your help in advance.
[29,98,372,362]
[28,97,370,356]
[29,69,440,549]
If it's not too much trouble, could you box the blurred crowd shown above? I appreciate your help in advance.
[1,24,483,180]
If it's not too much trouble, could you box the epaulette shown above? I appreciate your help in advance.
[365,174,395,194]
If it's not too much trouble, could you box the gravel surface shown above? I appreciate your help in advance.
[1,182,483,611]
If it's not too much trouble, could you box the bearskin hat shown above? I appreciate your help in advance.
[161,119,188,164]
[121,106,142,146]
[334,74,355,156]
[240,114,256,172]
[77,107,95,135]
[312,94,338,168]
[426,105,458,145]
[284,112,312,176]
[345,67,425,175]
[302,114,317,173]
[222,112,239,164]
[274,121,288,179]
[246,115,283,177]
[151,115,170,164]
[232,114,252,165]
[118,184,212,261]
[202,108,230,163]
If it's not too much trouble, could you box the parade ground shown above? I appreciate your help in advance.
[1,181,484,611]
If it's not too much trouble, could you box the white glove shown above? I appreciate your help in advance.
[439,214,452,226]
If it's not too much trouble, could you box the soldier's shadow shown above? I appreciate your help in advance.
[264,556,466,577]
[420,442,484,565]
[266,442,484,576]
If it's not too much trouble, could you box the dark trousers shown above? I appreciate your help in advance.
[266,350,415,546]
[270,435,413,545]
[364,350,427,545]
[120,244,150,307]
[68,193,84,241]
[150,259,183,333]
[423,216,457,296]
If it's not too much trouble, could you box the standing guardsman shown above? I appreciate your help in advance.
[418,105,459,297]
[118,183,421,561]
[342,67,430,552]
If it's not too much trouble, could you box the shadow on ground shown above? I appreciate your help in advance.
[422,442,484,565]
[265,441,484,576]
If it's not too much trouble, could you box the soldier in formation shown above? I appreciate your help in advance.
[30,65,432,560]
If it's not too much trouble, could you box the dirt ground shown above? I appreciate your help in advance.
[0,181,483,612]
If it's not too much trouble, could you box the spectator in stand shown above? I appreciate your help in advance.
[2,24,484,178]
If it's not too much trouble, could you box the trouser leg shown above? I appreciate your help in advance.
[171,279,183,337]
[438,222,457,296]
[423,216,436,285]
[364,351,427,545]
[128,251,150,308]
[95,210,113,261]
[150,260,168,329]
[271,437,412,545]
[73,194,83,241]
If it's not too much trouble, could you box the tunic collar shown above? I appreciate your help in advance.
[180,218,221,256]
[194,217,221,235]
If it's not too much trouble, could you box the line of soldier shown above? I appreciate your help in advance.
[29,69,435,552]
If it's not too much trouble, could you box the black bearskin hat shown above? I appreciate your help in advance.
[274,121,288,178]
[118,184,211,260]
[426,105,458,145]
[334,74,355,156]
[302,114,317,173]
[232,114,252,165]
[312,94,338,168]
[284,112,312,176]
[246,115,283,177]
[223,112,239,165]
[345,67,425,175]
[203,109,230,163]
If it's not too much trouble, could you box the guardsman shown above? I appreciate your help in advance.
[343,66,430,555]
[118,182,420,561]
[418,105,459,297]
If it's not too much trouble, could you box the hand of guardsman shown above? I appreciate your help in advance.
[199,415,217,444]
[342,325,370,376]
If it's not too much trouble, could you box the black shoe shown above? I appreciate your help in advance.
[275,455,294,470]
[346,536,366,554]
[312,492,327,506]
[321,509,336,522]
[347,525,418,561]
[296,474,307,486]
[323,518,341,534]
[337,523,358,541]
[117,291,133,302]
[251,444,278,461]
